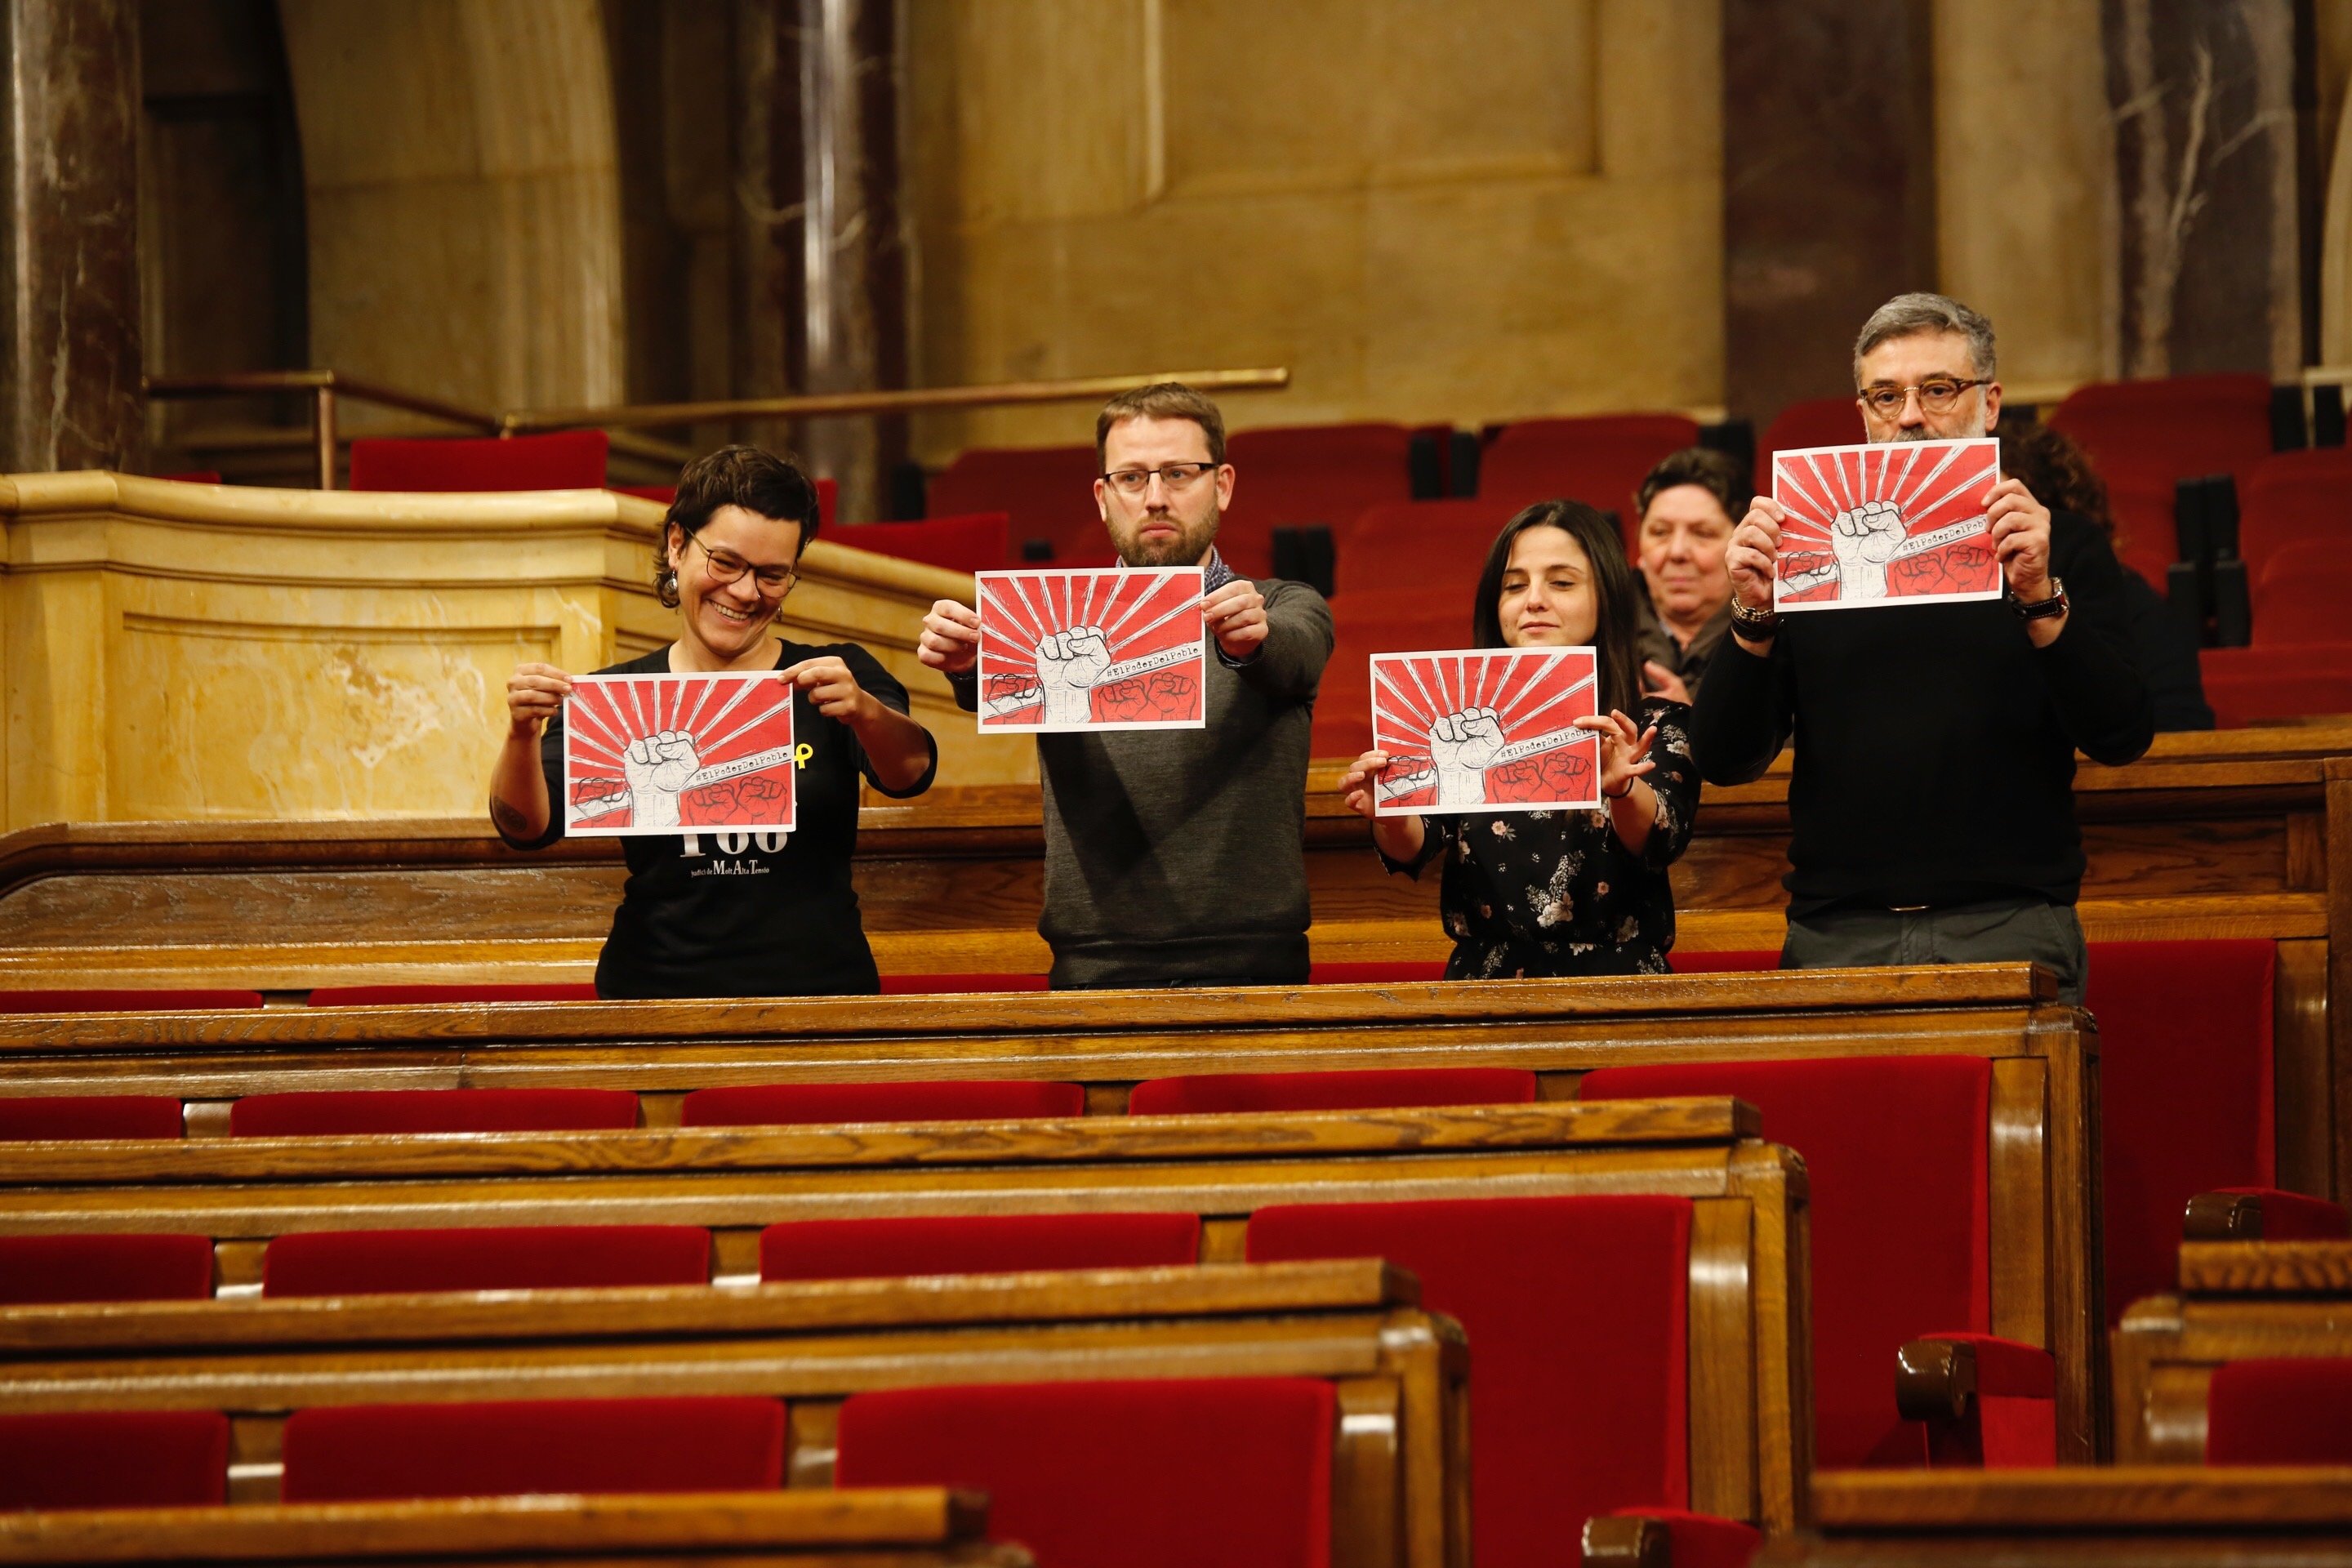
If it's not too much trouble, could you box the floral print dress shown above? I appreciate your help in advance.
[1379,699,1699,978]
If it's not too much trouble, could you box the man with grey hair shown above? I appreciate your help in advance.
[1688,292,2150,1003]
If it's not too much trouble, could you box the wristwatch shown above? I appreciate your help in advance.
[2012,578,2069,621]
[1728,595,1779,639]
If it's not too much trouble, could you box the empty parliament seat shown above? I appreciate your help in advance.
[2204,1359,2352,1465]
[1333,497,1515,599]
[306,983,599,1005]
[837,1378,1335,1568]
[2239,447,2352,573]
[1759,397,1863,470]
[0,990,261,1013]
[345,431,611,492]
[832,512,1009,573]
[1313,586,1472,757]
[759,1212,1201,1282]
[1249,1196,1723,1567]
[2047,372,2276,580]
[1219,422,1418,580]
[229,1089,640,1137]
[1580,1055,2051,1468]
[679,1080,1087,1127]
[2199,644,2352,726]
[278,1396,786,1501]
[925,445,1106,566]
[0,1410,229,1510]
[0,1095,182,1140]
[0,1234,214,1304]
[1477,414,1703,546]
[2252,538,2347,646]
[1129,1067,1537,1115]
[261,1226,713,1297]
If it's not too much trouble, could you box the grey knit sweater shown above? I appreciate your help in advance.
[956,577,1333,987]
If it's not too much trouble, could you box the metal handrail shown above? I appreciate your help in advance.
[144,366,1294,490]
[499,367,1292,434]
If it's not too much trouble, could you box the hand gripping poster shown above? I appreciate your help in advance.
[975,567,1207,733]
[1771,437,2003,610]
[1370,647,1602,816]
[562,671,799,837]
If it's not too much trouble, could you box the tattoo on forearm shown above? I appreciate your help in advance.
[490,796,532,837]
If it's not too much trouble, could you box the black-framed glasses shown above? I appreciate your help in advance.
[1101,461,1218,497]
[684,530,797,595]
[1858,377,1989,416]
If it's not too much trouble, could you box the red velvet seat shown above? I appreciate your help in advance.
[834,513,1009,573]
[347,431,609,492]
[1333,497,1515,599]
[2239,448,2352,574]
[1222,423,1417,581]
[927,445,1107,567]
[1760,397,1864,470]
[279,1396,786,1501]
[1306,961,1446,984]
[2252,540,2350,647]
[0,1410,229,1509]
[1477,414,1704,550]
[837,1378,1334,1568]
[0,1235,214,1304]
[1248,1196,1697,1568]
[0,990,261,1014]
[679,1080,1086,1127]
[760,1212,1200,1281]
[1312,587,1472,758]
[2047,372,2276,576]
[305,983,600,1006]
[2204,1358,2352,1464]
[0,1096,183,1141]
[2198,644,2352,727]
[229,1089,639,1138]
[1129,1067,1537,1115]
[262,1226,712,1297]
[1666,951,1780,973]
[877,973,1051,994]
[1579,1056,2040,1468]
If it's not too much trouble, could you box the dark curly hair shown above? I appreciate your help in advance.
[1470,499,1643,719]
[1996,413,2123,555]
[654,445,822,608]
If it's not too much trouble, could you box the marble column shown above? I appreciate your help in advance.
[2101,0,2301,378]
[0,0,146,474]
[1721,0,1940,421]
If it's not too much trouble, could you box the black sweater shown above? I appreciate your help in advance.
[1689,512,2153,913]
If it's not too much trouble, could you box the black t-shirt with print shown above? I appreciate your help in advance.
[506,641,936,999]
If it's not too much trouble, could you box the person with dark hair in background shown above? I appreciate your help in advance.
[1337,500,1700,978]
[1997,413,2213,731]
[916,383,1334,989]
[491,445,937,999]
[1632,447,1749,703]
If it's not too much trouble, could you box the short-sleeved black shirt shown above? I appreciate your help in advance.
[505,640,936,999]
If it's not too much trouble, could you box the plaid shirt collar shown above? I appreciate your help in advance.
[1117,543,1235,589]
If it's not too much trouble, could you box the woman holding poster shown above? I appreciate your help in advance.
[488,446,937,999]
[1338,501,1699,978]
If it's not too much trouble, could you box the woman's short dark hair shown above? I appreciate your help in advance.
[1470,499,1644,718]
[655,444,821,608]
[1633,446,1753,527]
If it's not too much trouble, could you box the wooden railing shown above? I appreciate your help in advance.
[141,366,1294,490]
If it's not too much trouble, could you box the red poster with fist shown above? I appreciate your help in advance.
[562,672,797,837]
[1772,438,2002,610]
[975,567,1207,733]
[1370,648,1601,816]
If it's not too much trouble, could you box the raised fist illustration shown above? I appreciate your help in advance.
[623,729,702,828]
[1033,626,1112,724]
[1829,500,1909,601]
[1428,707,1505,808]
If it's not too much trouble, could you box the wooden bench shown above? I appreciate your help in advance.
[0,1099,1803,1544]
[1754,1469,2352,1568]
[2112,1239,2352,1463]
[0,1490,1025,1567]
[0,1261,1445,1568]
[0,967,2100,1463]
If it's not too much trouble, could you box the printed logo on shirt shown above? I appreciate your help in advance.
[680,830,782,879]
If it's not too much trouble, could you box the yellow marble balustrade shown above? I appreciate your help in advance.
[0,472,1027,831]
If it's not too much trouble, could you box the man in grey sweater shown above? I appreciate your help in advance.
[918,383,1334,987]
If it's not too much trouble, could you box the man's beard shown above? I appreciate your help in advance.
[1116,515,1214,567]
[1888,425,1936,442]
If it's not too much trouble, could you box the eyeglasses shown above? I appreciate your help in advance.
[684,530,797,595]
[1101,461,1218,497]
[1858,378,1989,417]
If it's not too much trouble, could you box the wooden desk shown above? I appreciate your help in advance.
[0,1100,1803,1541]
[0,967,2094,1464]
[2112,1240,2352,1464]
[0,1262,1442,1568]
[0,1490,1022,1566]
[1756,1468,2352,1568]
